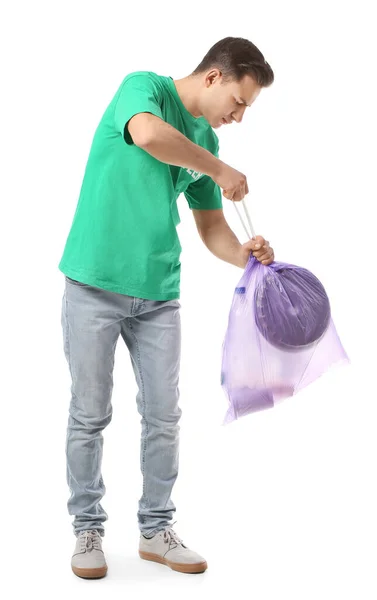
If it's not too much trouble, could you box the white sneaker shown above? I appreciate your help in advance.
[71,530,107,579]
[139,527,207,574]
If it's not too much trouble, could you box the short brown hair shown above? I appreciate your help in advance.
[192,37,274,87]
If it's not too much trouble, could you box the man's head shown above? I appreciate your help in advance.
[191,37,274,128]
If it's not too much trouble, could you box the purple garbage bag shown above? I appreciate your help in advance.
[221,255,349,424]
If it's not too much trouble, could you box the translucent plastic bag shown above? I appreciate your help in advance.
[221,202,349,424]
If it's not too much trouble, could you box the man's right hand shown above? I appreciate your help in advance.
[212,162,249,202]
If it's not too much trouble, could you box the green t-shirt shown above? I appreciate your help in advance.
[58,71,223,300]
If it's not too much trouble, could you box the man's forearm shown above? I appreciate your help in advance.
[130,113,222,178]
[199,221,245,269]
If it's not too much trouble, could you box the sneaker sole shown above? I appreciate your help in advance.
[71,565,108,579]
[139,550,207,574]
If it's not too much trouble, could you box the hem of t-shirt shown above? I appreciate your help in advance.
[58,265,180,301]
[187,203,223,210]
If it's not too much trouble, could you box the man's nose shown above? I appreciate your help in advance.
[233,106,247,123]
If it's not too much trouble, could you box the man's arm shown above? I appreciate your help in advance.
[193,209,274,268]
[193,209,245,268]
[127,113,248,201]
[128,113,220,177]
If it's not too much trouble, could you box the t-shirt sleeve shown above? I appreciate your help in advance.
[114,73,163,144]
[184,175,223,210]
[184,136,223,210]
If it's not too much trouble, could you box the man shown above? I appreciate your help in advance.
[59,36,275,579]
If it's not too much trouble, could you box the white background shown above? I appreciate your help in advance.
[1,1,376,598]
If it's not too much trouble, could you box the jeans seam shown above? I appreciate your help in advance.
[63,292,77,410]
[127,317,148,508]
[63,290,76,494]
[62,292,70,362]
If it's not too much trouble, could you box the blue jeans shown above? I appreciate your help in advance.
[61,277,182,537]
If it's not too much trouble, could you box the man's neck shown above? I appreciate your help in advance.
[173,76,202,118]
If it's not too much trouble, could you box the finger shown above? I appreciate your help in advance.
[254,241,269,252]
[233,179,247,202]
[262,250,275,265]
[253,236,266,250]
[244,238,260,251]
[244,238,268,253]
[232,189,243,202]
[245,180,249,195]
[223,189,234,200]
[254,250,271,262]
[253,245,273,259]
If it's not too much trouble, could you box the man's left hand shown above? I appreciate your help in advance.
[240,235,275,268]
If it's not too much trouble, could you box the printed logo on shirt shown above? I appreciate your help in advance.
[186,168,203,181]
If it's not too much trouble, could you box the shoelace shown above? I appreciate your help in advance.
[79,530,101,552]
[163,524,186,550]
